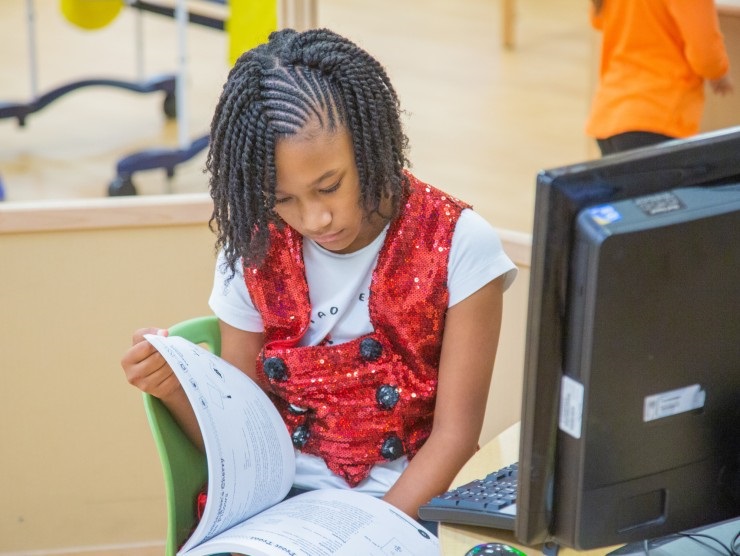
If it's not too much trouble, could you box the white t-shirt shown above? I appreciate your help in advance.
[208,208,517,495]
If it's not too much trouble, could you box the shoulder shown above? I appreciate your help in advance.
[404,172,471,211]
[454,209,500,243]
[447,209,518,304]
[451,209,508,265]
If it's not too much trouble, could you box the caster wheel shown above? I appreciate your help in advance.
[108,175,137,196]
[163,92,177,119]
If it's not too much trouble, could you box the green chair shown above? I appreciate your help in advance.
[142,315,221,556]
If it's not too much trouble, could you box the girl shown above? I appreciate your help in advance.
[121,28,517,534]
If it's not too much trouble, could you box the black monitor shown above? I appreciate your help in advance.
[515,126,740,551]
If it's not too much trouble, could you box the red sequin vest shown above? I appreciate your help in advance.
[244,175,469,486]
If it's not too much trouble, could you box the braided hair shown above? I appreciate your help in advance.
[206,28,411,275]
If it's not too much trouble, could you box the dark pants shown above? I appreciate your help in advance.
[597,131,675,156]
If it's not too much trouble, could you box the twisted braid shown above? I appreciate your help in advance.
[206,28,410,275]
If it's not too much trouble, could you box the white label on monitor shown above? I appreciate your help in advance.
[559,375,584,439]
[643,384,706,422]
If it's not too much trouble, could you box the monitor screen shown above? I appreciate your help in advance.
[515,127,740,550]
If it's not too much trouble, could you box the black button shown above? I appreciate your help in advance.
[380,434,404,460]
[376,384,399,409]
[359,337,382,361]
[263,357,288,381]
[291,425,310,448]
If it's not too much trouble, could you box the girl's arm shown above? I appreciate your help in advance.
[218,319,265,384]
[121,321,264,452]
[669,0,730,80]
[382,276,505,519]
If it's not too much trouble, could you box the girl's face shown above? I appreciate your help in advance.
[273,125,386,254]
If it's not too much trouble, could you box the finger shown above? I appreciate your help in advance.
[134,355,184,399]
[125,350,172,391]
[150,368,184,399]
[121,342,168,382]
[132,327,167,344]
[125,337,162,363]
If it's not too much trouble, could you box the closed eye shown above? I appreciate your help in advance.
[319,181,341,195]
[274,179,340,204]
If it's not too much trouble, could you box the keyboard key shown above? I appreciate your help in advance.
[418,462,519,531]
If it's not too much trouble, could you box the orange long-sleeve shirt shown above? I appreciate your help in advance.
[586,0,730,139]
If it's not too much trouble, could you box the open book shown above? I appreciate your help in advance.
[145,334,440,556]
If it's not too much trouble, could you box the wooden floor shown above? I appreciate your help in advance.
[0,2,591,555]
[0,0,594,237]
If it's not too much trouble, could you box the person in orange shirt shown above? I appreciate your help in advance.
[586,0,734,156]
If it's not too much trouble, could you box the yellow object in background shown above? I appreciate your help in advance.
[227,0,277,65]
[60,0,123,30]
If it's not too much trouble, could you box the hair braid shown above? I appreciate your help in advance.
[206,28,410,275]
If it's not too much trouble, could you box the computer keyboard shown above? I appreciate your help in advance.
[418,462,518,530]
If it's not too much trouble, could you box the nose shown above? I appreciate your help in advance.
[300,198,332,234]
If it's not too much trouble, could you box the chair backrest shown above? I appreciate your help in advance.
[142,315,221,556]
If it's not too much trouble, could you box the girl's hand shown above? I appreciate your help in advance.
[120,327,181,399]
[709,74,734,96]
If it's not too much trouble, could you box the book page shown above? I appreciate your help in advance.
[145,334,295,552]
[181,489,440,556]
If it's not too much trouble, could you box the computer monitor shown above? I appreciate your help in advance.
[515,126,740,550]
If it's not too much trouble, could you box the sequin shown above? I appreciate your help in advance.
[244,173,469,486]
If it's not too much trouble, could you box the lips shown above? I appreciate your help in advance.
[312,231,343,244]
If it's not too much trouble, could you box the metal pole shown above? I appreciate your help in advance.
[26,0,39,97]
[174,0,189,148]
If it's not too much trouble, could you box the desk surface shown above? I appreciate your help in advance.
[438,422,621,556]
